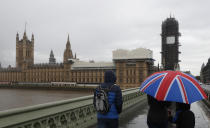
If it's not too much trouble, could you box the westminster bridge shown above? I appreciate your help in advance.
[0,84,210,128]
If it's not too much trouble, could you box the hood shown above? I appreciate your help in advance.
[104,70,116,84]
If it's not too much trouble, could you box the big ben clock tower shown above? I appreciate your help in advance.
[161,16,181,70]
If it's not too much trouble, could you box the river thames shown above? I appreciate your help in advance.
[0,88,92,111]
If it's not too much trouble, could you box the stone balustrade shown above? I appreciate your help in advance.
[0,83,97,91]
[202,85,210,106]
[0,88,146,128]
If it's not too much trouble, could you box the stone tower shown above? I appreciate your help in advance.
[16,31,34,69]
[63,34,73,63]
[161,16,181,70]
[49,50,56,64]
[200,63,205,83]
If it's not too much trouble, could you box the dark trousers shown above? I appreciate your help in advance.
[97,118,119,128]
[147,120,168,128]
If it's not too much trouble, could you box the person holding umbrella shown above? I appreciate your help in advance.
[169,103,195,128]
[147,95,171,128]
[140,71,207,128]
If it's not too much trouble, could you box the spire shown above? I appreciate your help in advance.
[49,50,56,64]
[24,22,27,33]
[16,32,19,41]
[75,53,77,59]
[50,50,54,58]
[68,34,70,42]
[63,34,73,63]
[23,31,27,40]
[66,34,70,49]
[23,22,27,39]
[0,62,1,68]
[31,33,34,41]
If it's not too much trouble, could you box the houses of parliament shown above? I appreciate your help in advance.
[0,30,154,88]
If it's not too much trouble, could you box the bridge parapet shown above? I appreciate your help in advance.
[0,88,145,128]
[202,86,210,99]
[201,85,210,108]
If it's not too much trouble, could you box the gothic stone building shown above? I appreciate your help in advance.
[0,31,154,88]
[200,58,210,84]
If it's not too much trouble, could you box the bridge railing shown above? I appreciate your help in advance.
[201,85,210,107]
[0,88,146,128]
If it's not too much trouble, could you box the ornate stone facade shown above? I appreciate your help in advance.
[16,31,34,69]
[0,31,154,88]
[200,58,210,84]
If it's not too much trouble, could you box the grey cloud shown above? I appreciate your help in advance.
[1,0,210,76]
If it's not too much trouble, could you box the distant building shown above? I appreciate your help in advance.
[161,16,181,70]
[16,31,34,69]
[200,58,210,83]
[49,50,56,64]
[113,48,154,87]
[0,31,154,88]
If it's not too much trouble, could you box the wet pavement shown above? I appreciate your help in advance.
[119,101,210,128]
[193,102,210,128]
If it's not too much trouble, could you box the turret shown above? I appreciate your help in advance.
[66,34,71,49]
[31,34,34,41]
[63,34,73,63]
[16,30,34,68]
[200,62,206,83]
[16,32,19,42]
[201,63,205,69]
[23,31,27,40]
[207,58,210,65]
[49,50,56,64]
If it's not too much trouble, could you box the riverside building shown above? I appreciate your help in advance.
[0,31,154,88]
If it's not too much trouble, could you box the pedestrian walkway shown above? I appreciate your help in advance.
[192,102,210,128]
[119,102,210,128]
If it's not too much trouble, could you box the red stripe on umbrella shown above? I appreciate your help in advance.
[156,71,177,100]
[178,76,189,104]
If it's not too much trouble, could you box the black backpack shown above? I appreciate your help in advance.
[94,85,114,114]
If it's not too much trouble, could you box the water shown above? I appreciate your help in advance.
[0,88,91,111]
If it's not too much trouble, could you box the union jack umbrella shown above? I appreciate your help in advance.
[140,71,207,104]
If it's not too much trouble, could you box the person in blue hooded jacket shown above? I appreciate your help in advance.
[93,70,123,128]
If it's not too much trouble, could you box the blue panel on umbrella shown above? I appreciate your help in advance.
[140,73,163,90]
[180,77,203,104]
[144,77,164,97]
[165,80,183,103]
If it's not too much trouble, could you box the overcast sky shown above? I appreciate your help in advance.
[0,0,210,76]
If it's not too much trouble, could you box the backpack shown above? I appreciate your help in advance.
[94,84,114,114]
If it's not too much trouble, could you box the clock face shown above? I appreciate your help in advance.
[166,36,175,44]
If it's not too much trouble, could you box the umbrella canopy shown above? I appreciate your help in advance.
[140,71,207,104]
